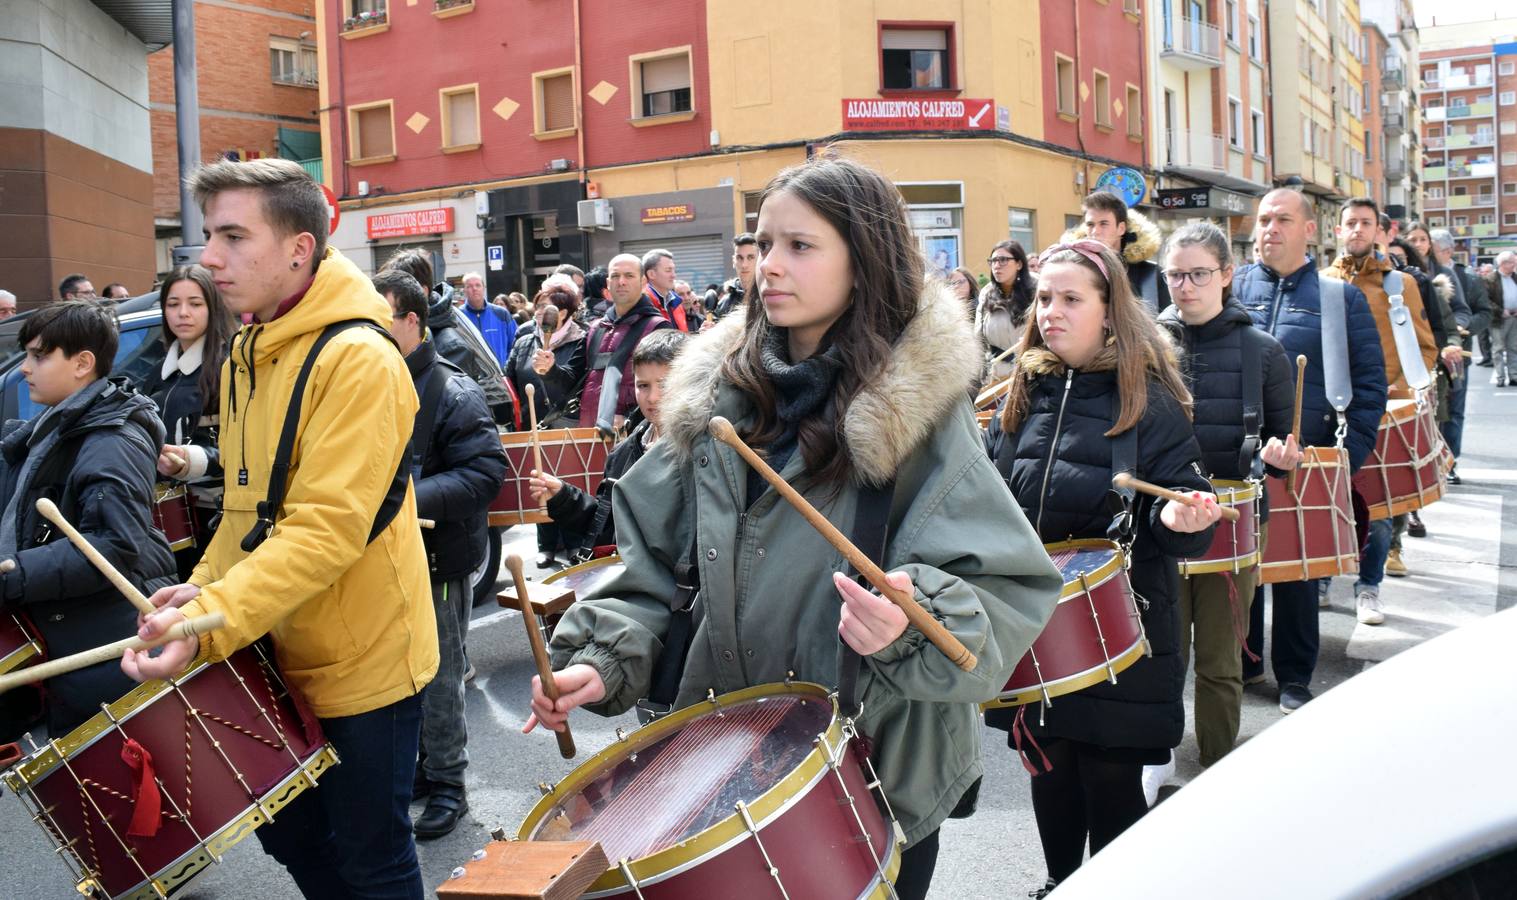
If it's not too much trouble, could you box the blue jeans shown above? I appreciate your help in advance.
[1243,581,1319,688]
[1441,372,1468,460]
[255,692,425,899]
[1356,519,1393,593]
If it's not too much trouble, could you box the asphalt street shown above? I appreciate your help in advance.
[2,372,1512,899]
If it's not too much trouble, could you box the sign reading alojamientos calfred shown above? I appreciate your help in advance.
[841,98,995,132]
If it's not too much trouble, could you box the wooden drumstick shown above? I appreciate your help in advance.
[708,417,979,672]
[526,384,546,510]
[35,498,155,616]
[0,612,225,694]
[507,554,575,759]
[1111,473,1239,522]
[417,518,436,530]
[1287,354,1307,496]
[0,559,13,574]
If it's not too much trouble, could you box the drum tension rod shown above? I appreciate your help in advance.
[735,800,790,899]
[617,858,648,900]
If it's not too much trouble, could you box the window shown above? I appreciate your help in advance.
[532,68,576,136]
[342,0,386,31]
[347,100,394,162]
[439,84,479,151]
[1055,54,1076,117]
[1252,109,1265,155]
[743,191,762,232]
[630,49,693,120]
[1009,208,1036,251]
[1430,126,1443,137]
[1506,212,1517,225]
[1502,61,1516,76]
[1502,91,1516,106]
[1228,96,1243,148]
[1093,71,1111,128]
[1503,121,1516,135]
[1126,84,1143,138]
[1429,217,1444,227]
[270,38,317,86]
[1225,0,1238,43]
[1505,183,1517,195]
[1429,187,1443,199]
[1454,215,1468,226]
[1364,129,1372,162]
[881,26,950,91]
[1505,151,1517,165]
[1479,214,1494,224]
[1302,118,1313,156]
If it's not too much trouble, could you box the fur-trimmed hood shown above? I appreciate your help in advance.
[1059,207,1162,265]
[660,281,979,485]
[1432,272,1455,305]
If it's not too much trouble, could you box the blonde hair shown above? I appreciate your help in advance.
[188,158,328,258]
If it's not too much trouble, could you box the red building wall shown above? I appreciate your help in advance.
[326,0,710,199]
[1039,0,1147,168]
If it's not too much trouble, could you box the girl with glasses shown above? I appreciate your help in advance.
[977,240,1035,384]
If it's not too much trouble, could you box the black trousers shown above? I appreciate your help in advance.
[893,828,940,900]
[1028,738,1149,883]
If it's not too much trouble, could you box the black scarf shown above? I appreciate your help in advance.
[746,327,843,501]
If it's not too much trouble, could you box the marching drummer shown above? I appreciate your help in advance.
[0,303,179,740]
[526,156,1063,900]
[142,264,238,581]
[983,239,1220,896]
[1234,189,1387,713]
[1155,222,1301,768]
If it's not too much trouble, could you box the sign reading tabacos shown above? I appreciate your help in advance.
[842,98,995,132]
[366,207,455,240]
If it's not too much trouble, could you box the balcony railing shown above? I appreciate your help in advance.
[1426,135,1445,150]
[1384,160,1408,180]
[1431,100,1496,121]
[1450,223,1499,238]
[1383,112,1406,134]
[1163,129,1226,172]
[1382,67,1405,90]
[1162,18,1223,69]
[1424,165,1448,180]
[1424,196,1447,210]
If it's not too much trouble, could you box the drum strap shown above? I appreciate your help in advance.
[409,362,449,477]
[1239,330,1265,480]
[837,480,897,720]
[1319,275,1353,416]
[1107,397,1138,543]
[240,320,412,553]
[1384,269,1433,391]
[643,537,700,717]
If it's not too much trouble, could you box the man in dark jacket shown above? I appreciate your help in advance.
[712,233,759,321]
[0,302,178,740]
[1233,188,1387,714]
[579,254,672,438]
[377,271,507,840]
[1429,229,1493,476]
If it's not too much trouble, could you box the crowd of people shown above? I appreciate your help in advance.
[0,151,1484,900]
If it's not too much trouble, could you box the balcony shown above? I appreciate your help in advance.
[1443,72,1494,90]
[1444,133,1496,150]
[1447,162,1498,179]
[1446,194,1497,209]
[1163,128,1225,171]
[1383,112,1406,134]
[1162,18,1223,70]
[1425,135,1444,150]
[1384,159,1408,180]
[1425,196,1447,210]
[1382,66,1405,90]
[1450,223,1499,238]
[1424,165,1448,179]
[1431,100,1496,121]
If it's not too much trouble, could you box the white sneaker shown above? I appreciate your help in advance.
[1141,752,1176,807]
[1356,590,1385,626]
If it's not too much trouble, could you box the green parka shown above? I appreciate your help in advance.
[549,283,1062,846]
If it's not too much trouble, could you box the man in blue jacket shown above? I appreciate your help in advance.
[458,271,517,367]
[1232,188,1388,714]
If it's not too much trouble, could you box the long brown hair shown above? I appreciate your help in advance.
[999,242,1191,437]
[157,264,236,413]
[720,156,922,487]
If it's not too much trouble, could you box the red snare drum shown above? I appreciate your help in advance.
[490,428,610,527]
[1260,445,1360,585]
[519,682,902,899]
[0,611,42,675]
[1352,396,1446,521]
[2,645,338,900]
[984,539,1147,710]
[151,483,196,552]
[1178,480,1261,576]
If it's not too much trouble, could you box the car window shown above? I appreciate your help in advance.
[1397,842,1517,898]
[0,315,165,423]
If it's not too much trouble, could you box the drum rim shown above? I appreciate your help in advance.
[1177,551,1262,576]
[982,635,1148,710]
[498,426,610,448]
[518,681,880,894]
[1041,538,1125,602]
[1208,478,1261,503]
[541,554,623,587]
[153,482,190,503]
[0,614,42,676]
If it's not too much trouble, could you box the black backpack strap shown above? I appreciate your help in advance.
[410,362,449,477]
[1239,329,1265,480]
[837,480,896,719]
[644,534,700,715]
[240,320,411,553]
[1107,393,1138,542]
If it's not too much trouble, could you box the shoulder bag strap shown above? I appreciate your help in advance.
[410,363,449,477]
[1318,274,1353,415]
[1383,269,1432,391]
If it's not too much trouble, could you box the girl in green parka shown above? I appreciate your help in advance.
[527,156,1062,899]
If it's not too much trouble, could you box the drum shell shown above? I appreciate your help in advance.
[2,647,337,900]
[1259,446,1359,585]
[489,427,609,527]
[151,484,197,552]
[986,539,1146,709]
[0,611,43,675]
[1352,397,1446,521]
[1177,480,1261,576]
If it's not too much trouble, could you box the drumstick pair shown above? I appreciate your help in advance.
[1111,473,1240,523]
[506,554,576,759]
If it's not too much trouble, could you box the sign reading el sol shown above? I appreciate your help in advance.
[841,98,995,132]
[366,207,455,240]
[641,204,695,224]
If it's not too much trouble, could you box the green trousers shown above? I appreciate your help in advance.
[1178,522,1267,768]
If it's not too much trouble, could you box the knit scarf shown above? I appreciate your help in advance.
[757,326,844,476]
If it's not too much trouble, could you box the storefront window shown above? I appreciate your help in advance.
[1008,208,1036,253]
[900,182,963,280]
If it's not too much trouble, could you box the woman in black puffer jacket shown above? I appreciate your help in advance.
[985,239,1218,897]
[1155,222,1301,770]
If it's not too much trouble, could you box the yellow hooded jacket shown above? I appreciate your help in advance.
[182,247,438,718]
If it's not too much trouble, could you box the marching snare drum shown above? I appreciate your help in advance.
[1259,445,1360,585]
[542,553,625,599]
[2,645,338,900]
[1177,479,1262,577]
[984,539,1147,710]
[151,483,196,552]
[0,611,42,676]
[518,682,903,899]
[490,428,611,528]
[1352,396,1446,521]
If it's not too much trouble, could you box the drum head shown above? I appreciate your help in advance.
[542,556,624,598]
[1045,540,1122,598]
[527,690,833,865]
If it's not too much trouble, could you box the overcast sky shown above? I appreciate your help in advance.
[1415,0,1506,27]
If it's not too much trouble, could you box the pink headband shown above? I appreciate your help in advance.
[1037,240,1112,283]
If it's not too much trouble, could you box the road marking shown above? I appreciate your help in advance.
[470,608,519,630]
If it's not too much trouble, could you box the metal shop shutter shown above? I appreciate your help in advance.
[619,235,729,297]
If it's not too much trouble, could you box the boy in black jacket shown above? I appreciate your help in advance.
[0,302,178,740]
[530,329,688,558]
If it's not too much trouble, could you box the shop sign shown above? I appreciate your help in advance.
[1094,167,1148,208]
[641,204,695,224]
[841,98,995,132]
[366,207,455,240]
[1156,187,1252,216]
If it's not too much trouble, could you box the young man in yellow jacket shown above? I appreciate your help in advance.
[124,158,438,898]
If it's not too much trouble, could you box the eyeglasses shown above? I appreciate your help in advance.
[949,277,971,287]
[987,256,1017,266]
[1163,267,1223,287]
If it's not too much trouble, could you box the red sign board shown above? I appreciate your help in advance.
[366,207,455,240]
[841,98,996,132]
[321,184,341,234]
[641,204,695,225]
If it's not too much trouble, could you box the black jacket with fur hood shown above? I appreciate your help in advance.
[984,345,1212,751]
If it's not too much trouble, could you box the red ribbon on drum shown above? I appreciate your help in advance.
[120,737,163,838]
